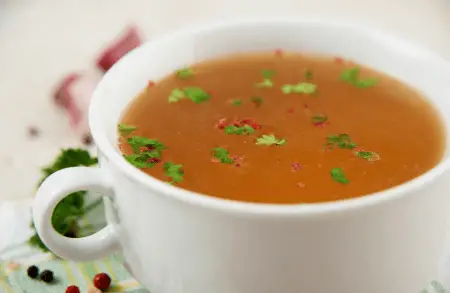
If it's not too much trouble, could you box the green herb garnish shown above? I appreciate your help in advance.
[256,134,286,146]
[356,151,380,161]
[330,168,349,184]
[164,162,184,184]
[212,147,234,164]
[255,69,276,88]
[118,123,137,135]
[176,67,194,79]
[325,134,356,149]
[127,136,166,154]
[168,88,186,103]
[184,87,211,103]
[340,67,378,88]
[232,99,242,106]
[305,70,313,80]
[311,115,328,124]
[124,153,159,169]
[224,124,255,135]
[28,149,99,252]
[168,87,210,103]
[251,96,263,107]
[281,82,317,94]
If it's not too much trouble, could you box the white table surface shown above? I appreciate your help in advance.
[1,0,450,202]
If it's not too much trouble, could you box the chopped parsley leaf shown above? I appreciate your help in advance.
[325,134,356,150]
[224,124,255,135]
[118,123,137,135]
[233,99,242,106]
[356,151,380,161]
[168,88,185,103]
[256,134,286,146]
[305,70,313,80]
[311,115,328,124]
[127,136,166,154]
[330,168,349,184]
[255,79,274,88]
[340,67,378,88]
[261,69,276,79]
[251,96,263,107]
[281,82,316,94]
[124,153,158,169]
[184,87,211,103]
[176,67,194,79]
[168,87,210,103]
[164,162,184,184]
[212,147,234,164]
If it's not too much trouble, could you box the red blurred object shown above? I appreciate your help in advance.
[52,71,103,137]
[93,273,111,290]
[96,26,143,72]
[65,285,80,293]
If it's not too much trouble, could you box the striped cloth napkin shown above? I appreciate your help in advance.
[0,199,148,293]
[0,198,448,293]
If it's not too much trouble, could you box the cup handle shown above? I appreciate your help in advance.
[32,166,120,261]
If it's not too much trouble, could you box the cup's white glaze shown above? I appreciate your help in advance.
[33,19,450,293]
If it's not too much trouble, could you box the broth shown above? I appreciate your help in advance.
[118,52,445,204]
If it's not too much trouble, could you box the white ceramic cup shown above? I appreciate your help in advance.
[33,19,450,293]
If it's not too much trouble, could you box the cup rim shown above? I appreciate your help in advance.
[90,18,450,217]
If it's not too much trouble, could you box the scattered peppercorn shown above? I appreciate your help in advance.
[82,134,93,146]
[39,269,54,283]
[27,126,40,138]
[27,265,39,279]
[66,285,81,293]
[93,273,111,290]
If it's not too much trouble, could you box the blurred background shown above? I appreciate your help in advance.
[1,0,450,201]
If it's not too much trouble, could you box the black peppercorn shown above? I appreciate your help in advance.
[39,269,54,283]
[26,265,39,279]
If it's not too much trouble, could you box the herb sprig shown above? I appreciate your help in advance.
[224,125,255,135]
[28,149,99,251]
[340,67,378,88]
[168,87,211,103]
[212,147,234,164]
[281,82,316,94]
[255,69,276,88]
[325,134,357,150]
[164,162,184,184]
[256,134,286,146]
[330,168,349,184]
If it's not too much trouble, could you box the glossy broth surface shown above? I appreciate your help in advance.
[119,52,445,204]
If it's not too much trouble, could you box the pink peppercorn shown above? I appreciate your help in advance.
[93,273,111,291]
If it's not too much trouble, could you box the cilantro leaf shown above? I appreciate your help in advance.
[29,149,98,252]
[305,70,313,80]
[261,69,276,79]
[340,67,378,88]
[232,99,242,106]
[127,136,166,154]
[164,162,184,184]
[184,87,211,103]
[330,168,349,184]
[176,67,194,79]
[311,115,328,124]
[356,151,380,161]
[325,134,356,149]
[255,79,274,88]
[124,153,158,169]
[118,123,137,135]
[212,147,234,164]
[256,134,286,146]
[281,82,317,95]
[224,124,255,135]
[168,88,186,103]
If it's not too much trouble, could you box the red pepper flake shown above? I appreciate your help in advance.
[288,108,294,113]
[148,157,161,164]
[147,81,155,88]
[274,48,283,56]
[334,57,344,64]
[208,90,215,96]
[235,163,241,167]
[232,154,244,167]
[291,162,302,172]
[297,182,306,188]
[216,118,227,130]
[303,104,309,109]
